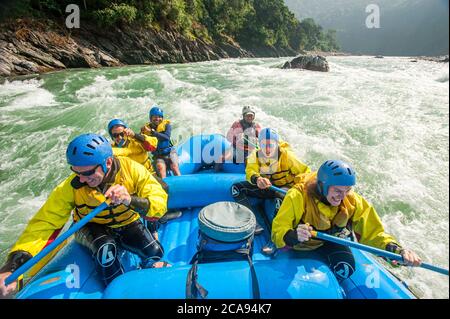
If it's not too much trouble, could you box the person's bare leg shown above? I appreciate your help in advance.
[169,151,182,176]
[152,261,172,268]
[170,162,181,176]
[156,161,167,179]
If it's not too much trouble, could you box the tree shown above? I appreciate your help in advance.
[3,0,339,53]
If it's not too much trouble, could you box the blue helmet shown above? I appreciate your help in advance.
[258,128,279,143]
[149,106,164,119]
[107,119,128,139]
[317,160,356,197]
[66,133,113,174]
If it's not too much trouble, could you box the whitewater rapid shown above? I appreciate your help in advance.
[0,56,448,298]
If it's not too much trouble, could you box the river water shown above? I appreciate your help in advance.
[0,56,448,298]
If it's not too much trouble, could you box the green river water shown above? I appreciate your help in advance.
[0,56,448,298]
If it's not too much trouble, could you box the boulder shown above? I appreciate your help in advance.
[282,55,329,72]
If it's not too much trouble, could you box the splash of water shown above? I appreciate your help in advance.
[0,57,448,298]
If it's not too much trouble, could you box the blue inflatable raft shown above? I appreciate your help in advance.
[15,134,416,299]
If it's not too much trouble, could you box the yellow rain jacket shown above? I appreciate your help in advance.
[141,120,173,156]
[272,172,400,251]
[142,119,170,134]
[245,142,311,188]
[9,157,167,258]
[112,135,157,172]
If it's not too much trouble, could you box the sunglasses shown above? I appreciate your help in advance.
[111,132,125,138]
[71,164,101,177]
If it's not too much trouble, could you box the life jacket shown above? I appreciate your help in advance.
[72,158,142,228]
[112,137,154,172]
[255,142,297,188]
[145,120,173,156]
[291,172,357,250]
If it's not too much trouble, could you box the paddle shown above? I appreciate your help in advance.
[268,185,449,276]
[269,185,287,194]
[311,231,449,276]
[242,135,260,150]
[5,201,110,286]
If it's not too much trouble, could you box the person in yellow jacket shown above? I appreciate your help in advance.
[0,133,169,298]
[141,106,181,178]
[272,159,422,281]
[231,128,311,256]
[108,119,157,173]
[108,118,171,195]
[119,115,182,239]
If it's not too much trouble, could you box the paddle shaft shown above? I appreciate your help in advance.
[312,231,449,276]
[269,185,287,194]
[5,201,109,285]
[242,135,259,150]
[268,186,449,276]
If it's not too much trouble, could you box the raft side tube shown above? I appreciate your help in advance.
[165,173,246,209]
[341,248,416,299]
[102,258,344,299]
[15,241,104,299]
[176,134,245,174]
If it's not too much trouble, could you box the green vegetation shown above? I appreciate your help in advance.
[1,0,340,52]
[92,3,138,26]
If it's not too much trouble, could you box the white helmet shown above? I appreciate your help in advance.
[242,105,255,116]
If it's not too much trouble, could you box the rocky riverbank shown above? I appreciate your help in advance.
[413,55,449,63]
[303,50,351,57]
[0,18,297,78]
